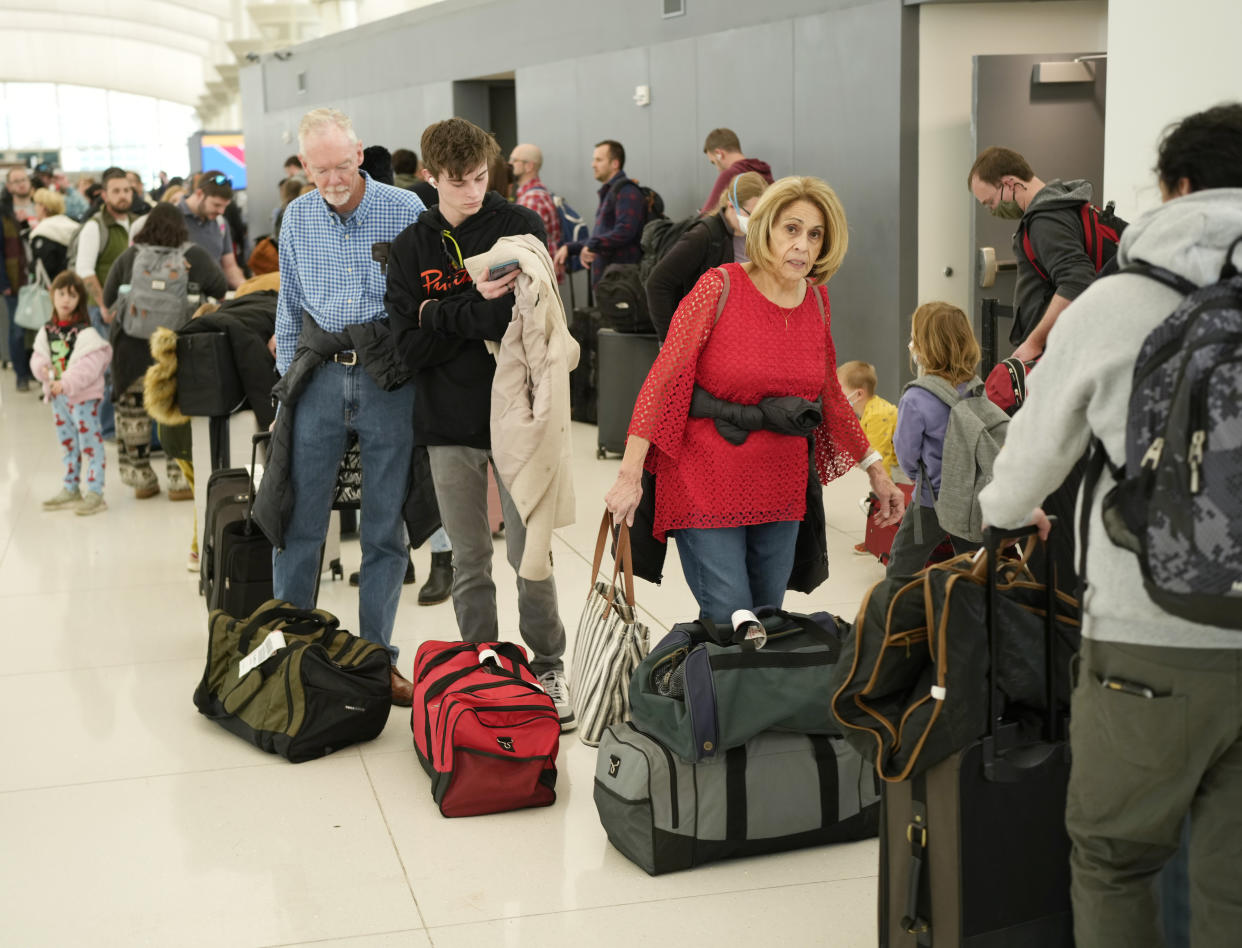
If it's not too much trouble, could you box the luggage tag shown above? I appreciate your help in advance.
[731,609,767,650]
[238,630,287,677]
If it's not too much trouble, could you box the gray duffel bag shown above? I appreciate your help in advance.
[594,722,880,875]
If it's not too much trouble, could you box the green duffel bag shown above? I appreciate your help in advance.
[193,599,393,762]
[628,606,844,763]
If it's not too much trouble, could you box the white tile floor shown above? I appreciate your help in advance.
[0,383,888,947]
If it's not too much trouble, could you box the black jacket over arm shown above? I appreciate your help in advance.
[645,213,732,342]
[385,191,546,448]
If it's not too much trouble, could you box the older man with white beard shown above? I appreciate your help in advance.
[269,107,426,705]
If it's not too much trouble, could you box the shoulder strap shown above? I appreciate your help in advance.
[714,266,730,323]
[811,283,825,324]
[906,374,961,409]
[1122,259,1199,296]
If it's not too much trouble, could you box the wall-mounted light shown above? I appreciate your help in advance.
[633,84,651,107]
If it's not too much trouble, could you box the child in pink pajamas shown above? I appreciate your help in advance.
[30,270,113,515]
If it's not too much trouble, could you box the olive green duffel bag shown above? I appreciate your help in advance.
[193,599,392,762]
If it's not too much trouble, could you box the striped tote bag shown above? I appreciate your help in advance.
[571,513,651,746]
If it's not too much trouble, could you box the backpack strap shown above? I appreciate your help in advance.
[714,266,730,323]
[1019,218,1050,282]
[1120,259,1199,296]
[905,373,962,409]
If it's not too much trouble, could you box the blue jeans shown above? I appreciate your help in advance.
[272,362,414,661]
[87,305,115,438]
[5,295,32,385]
[674,520,800,625]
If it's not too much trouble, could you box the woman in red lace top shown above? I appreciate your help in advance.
[605,176,905,624]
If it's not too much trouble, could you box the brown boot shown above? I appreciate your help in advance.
[389,665,414,707]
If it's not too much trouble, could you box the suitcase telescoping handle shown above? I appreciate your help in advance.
[244,431,271,537]
[981,519,1062,783]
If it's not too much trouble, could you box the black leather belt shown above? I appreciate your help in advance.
[331,350,357,366]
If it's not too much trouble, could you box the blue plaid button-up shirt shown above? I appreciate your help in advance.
[275,171,425,373]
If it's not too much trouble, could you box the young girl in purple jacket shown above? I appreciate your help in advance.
[885,301,983,577]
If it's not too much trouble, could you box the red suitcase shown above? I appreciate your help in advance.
[863,483,915,564]
[411,640,560,817]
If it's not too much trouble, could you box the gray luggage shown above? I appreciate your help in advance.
[594,722,880,875]
[596,329,659,458]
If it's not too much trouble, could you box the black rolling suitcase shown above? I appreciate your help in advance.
[596,328,659,458]
[879,522,1074,947]
[568,270,601,424]
[206,433,274,617]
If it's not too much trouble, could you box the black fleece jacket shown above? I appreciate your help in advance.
[646,213,732,342]
[386,191,546,447]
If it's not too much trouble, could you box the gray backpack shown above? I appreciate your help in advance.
[907,374,1010,543]
[120,242,195,338]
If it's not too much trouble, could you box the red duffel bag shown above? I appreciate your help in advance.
[411,640,560,817]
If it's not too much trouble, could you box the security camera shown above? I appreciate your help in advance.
[244,52,261,63]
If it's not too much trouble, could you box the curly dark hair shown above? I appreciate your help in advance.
[1156,102,1242,194]
[420,118,499,180]
[132,202,189,248]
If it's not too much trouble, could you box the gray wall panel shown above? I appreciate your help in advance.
[648,37,699,221]
[695,21,795,210]
[793,2,916,397]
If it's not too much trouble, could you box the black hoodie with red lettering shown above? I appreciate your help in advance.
[387,191,545,447]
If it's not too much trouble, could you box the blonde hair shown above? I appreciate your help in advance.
[298,108,359,153]
[909,302,980,385]
[33,188,65,216]
[715,171,769,214]
[745,176,848,285]
[837,360,877,396]
[159,186,185,205]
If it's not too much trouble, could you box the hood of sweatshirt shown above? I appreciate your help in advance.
[1117,187,1242,286]
[731,158,773,180]
[1024,178,1094,217]
[29,213,79,246]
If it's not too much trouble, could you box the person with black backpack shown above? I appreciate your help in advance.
[968,147,1121,364]
[977,102,1242,948]
[553,139,646,289]
[646,171,769,342]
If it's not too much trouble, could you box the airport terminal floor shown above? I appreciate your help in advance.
[0,384,889,947]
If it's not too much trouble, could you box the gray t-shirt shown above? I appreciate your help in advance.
[178,198,232,261]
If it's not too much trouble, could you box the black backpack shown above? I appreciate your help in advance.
[638,215,725,283]
[610,178,665,227]
[595,263,654,334]
[1085,235,1242,628]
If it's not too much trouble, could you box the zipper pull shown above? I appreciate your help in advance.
[1188,430,1206,494]
[1140,437,1164,470]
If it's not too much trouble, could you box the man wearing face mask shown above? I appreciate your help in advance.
[968,147,1099,363]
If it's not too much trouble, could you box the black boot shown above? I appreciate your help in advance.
[418,551,453,605]
[349,553,416,587]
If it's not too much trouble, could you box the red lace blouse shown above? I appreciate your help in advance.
[628,263,870,540]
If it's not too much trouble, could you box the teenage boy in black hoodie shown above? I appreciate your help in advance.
[387,118,575,730]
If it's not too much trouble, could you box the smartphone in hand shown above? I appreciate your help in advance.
[487,259,520,280]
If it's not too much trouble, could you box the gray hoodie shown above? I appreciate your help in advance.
[1011,178,1099,344]
[980,187,1242,649]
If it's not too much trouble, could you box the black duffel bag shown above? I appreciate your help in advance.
[193,600,392,762]
[176,331,247,417]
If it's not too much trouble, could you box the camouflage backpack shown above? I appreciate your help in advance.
[1090,235,1242,628]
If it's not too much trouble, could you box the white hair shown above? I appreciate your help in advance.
[298,108,359,153]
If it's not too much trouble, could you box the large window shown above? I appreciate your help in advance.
[0,83,197,188]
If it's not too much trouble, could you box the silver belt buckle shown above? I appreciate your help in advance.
[333,350,357,366]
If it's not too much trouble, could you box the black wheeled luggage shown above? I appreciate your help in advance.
[878,523,1074,947]
[596,328,659,458]
[208,433,274,617]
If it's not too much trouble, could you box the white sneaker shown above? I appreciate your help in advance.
[42,487,82,510]
[538,669,577,732]
[75,492,107,516]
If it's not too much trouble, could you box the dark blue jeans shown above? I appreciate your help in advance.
[5,295,31,385]
[272,362,414,661]
[674,520,800,625]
